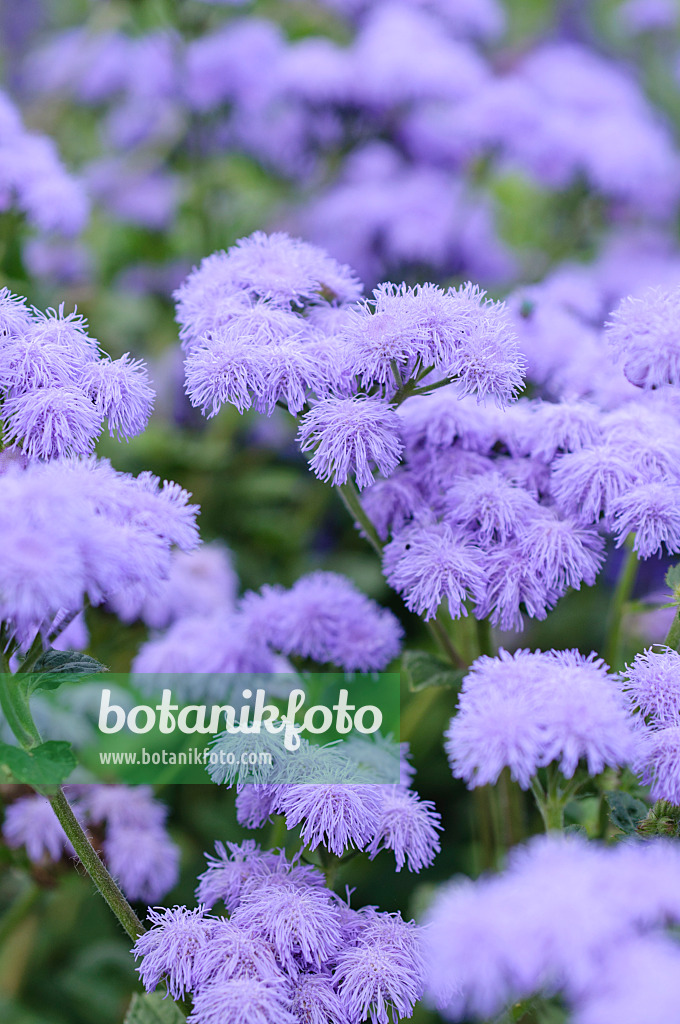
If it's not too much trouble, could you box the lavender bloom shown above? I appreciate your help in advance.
[133,906,213,1000]
[638,726,680,803]
[550,445,638,524]
[382,520,485,620]
[298,397,403,490]
[611,482,680,557]
[188,978,296,1024]
[575,936,680,1024]
[366,786,441,872]
[230,880,343,972]
[191,919,284,987]
[0,286,31,337]
[195,840,283,912]
[2,386,103,459]
[103,824,179,903]
[445,471,540,544]
[446,649,639,788]
[274,782,384,857]
[2,795,69,862]
[606,286,680,388]
[517,510,605,592]
[132,612,278,676]
[291,974,349,1024]
[75,783,169,830]
[623,647,680,727]
[235,785,279,830]
[83,354,154,440]
[334,909,425,1024]
[245,572,402,671]
[424,835,680,1021]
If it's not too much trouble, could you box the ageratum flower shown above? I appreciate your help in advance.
[297,395,403,490]
[103,824,180,904]
[230,881,343,972]
[445,649,638,788]
[188,978,297,1024]
[366,786,442,872]
[2,795,71,863]
[611,482,680,557]
[195,841,321,912]
[191,919,284,987]
[606,285,680,388]
[383,520,485,620]
[290,974,349,1024]
[83,353,154,440]
[274,781,384,857]
[133,906,213,1000]
[622,647,680,727]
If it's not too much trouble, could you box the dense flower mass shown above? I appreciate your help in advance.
[0,291,154,458]
[445,649,639,788]
[133,844,425,1024]
[423,835,680,1022]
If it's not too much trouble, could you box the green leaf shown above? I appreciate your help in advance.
[124,992,186,1024]
[564,824,588,838]
[665,564,680,597]
[605,791,648,835]
[27,650,108,693]
[402,651,466,693]
[0,740,76,787]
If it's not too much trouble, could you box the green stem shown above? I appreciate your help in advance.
[475,617,493,659]
[427,617,465,669]
[0,881,41,949]
[48,789,144,941]
[665,608,680,650]
[318,849,341,890]
[336,482,383,556]
[530,769,580,833]
[16,630,46,675]
[0,675,41,749]
[604,536,638,668]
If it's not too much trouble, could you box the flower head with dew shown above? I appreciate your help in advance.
[383,519,485,620]
[297,396,403,490]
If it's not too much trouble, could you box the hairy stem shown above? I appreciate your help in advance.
[0,674,41,749]
[48,788,144,941]
[427,617,465,669]
[604,536,638,668]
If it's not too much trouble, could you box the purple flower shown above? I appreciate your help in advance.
[334,909,425,1024]
[195,840,283,912]
[188,977,296,1024]
[611,482,680,557]
[606,286,680,388]
[0,286,31,337]
[230,880,343,972]
[638,726,680,803]
[517,510,605,591]
[382,520,485,620]
[623,647,680,727]
[3,386,103,459]
[445,649,639,788]
[550,445,637,524]
[521,400,603,461]
[291,974,349,1024]
[191,918,284,987]
[75,784,168,829]
[274,782,384,857]
[575,936,680,1024]
[133,906,213,1000]
[184,328,262,415]
[132,611,277,676]
[244,571,402,671]
[2,795,70,862]
[444,471,540,544]
[366,786,441,872]
[103,824,179,904]
[297,396,403,490]
[83,353,154,440]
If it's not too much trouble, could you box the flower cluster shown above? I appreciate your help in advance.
[423,834,680,1022]
[623,646,680,804]
[133,569,402,676]
[0,456,198,646]
[133,842,425,1024]
[2,785,178,903]
[0,288,154,460]
[445,648,639,788]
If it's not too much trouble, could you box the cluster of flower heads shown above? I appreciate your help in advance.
[133,840,425,1024]
[0,287,154,460]
[178,231,525,492]
[0,456,198,647]
[19,1,680,288]
[445,648,639,789]
[134,568,402,677]
[205,734,440,874]
[424,833,680,1023]
[623,646,680,804]
[2,785,178,903]
[0,90,88,237]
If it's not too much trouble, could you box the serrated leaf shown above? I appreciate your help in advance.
[124,992,186,1024]
[665,564,680,595]
[402,651,466,693]
[605,791,648,835]
[0,740,76,787]
[27,650,108,693]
